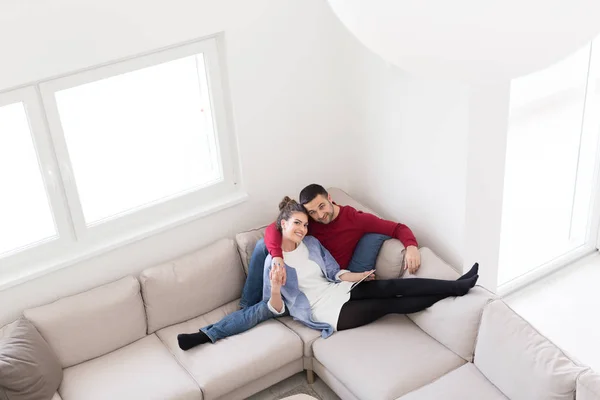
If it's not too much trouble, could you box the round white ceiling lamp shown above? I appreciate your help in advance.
[327,0,600,83]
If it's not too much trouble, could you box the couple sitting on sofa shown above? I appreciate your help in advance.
[178,184,479,350]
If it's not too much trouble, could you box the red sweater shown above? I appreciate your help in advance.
[264,205,418,269]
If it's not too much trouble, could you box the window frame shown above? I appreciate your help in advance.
[0,36,245,289]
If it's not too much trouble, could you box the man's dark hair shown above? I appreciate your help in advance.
[299,184,329,205]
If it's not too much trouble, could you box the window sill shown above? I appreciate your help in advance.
[0,190,248,291]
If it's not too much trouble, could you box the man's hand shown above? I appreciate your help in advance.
[270,264,285,292]
[272,257,286,285]
[404,245,421,274]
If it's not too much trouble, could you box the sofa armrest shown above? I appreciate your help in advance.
[408,285,497,362]
[577,369,600,400]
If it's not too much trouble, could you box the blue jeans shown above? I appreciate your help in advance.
[239,238,269,308]
[202,234,389,343]
[200,300,274,343]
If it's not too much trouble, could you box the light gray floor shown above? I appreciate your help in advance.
[247,372,341,400]
[505,251,600,370]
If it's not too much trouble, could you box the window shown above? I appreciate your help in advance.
[52,53,220,225]
[499,38,600,288]
[0,37,243,287]
[0,101,56,256]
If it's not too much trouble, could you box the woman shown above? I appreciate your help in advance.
[265,197,478,337]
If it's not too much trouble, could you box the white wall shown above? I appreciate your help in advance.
[346,48,470,270]
[344,43,511,289]
[0,0,360,325]
[463,84,511,290]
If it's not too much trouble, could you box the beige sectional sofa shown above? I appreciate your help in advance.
[4,188,600,400]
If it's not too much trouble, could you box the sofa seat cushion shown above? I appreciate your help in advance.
[156,303,303,400]
[312,314,465,400]
[475,300,586,400]
[277,316,322,358]
[397,363,508,400]
[59,334,202,400]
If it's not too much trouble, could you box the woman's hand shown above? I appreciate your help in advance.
[272,257,286,285]
[359,270,376,282]
[340,270,376,282]
[270,264,286,292]
[404,246,421,274]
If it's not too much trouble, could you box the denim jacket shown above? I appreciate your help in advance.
[262,235,342,338]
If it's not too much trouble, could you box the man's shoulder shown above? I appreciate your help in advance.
[338,204,369,220]
[337,204,358,216]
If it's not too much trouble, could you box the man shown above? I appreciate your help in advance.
[177,184,421,350]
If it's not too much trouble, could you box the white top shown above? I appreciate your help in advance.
[282,242,353,330]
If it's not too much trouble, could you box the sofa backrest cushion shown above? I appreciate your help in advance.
[235,227,266,275]
[140,238,245,334]
[577,370,600,400]
[475,300,585,400]
[0,317,63,400]
[23,276,146,368]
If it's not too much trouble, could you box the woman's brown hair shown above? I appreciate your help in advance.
[276,196,307,232]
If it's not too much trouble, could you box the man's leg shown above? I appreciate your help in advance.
[347,234,391,273]
[240,238,269,308]
[178,300,274,350]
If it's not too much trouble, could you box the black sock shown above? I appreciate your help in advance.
[458,263,479,281]
[177,331,211,351]
[455,274,479,295]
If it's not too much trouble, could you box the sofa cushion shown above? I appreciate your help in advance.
[577,370,600,400]
[408,286,496,362]
[397,363,508,399]
[277,316,322,359]
[59,334,201,400]
[312,314,465,400]
[475,300,585,400]
[52,393,61,400]
[23,276,146,368]
[140,238,246,333]
[0,317,63,400]
[156,301,303,400]
[235,227,266,274]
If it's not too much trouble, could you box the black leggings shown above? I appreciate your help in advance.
[336,277,466,331]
